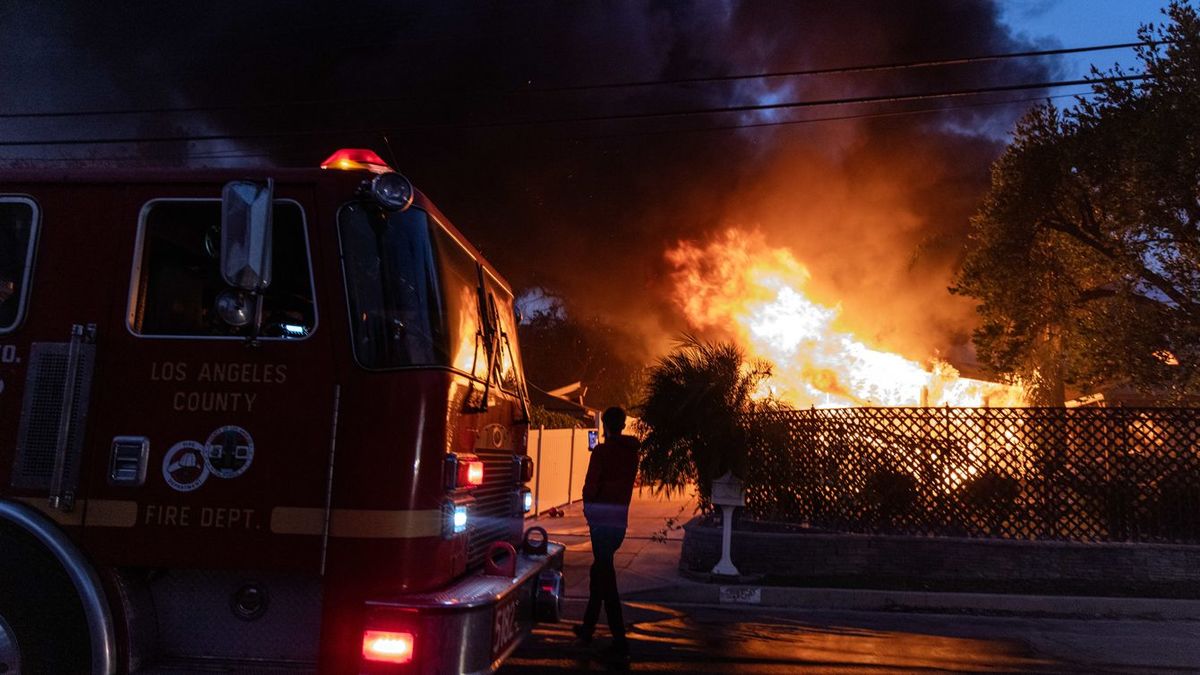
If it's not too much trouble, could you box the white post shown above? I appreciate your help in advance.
[534,425,544,516]
[567,426,576,503]
[712,504,740,576]
[709,472,744,577]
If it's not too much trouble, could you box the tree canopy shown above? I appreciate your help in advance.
[516,288,647,411]
[953,2,1200,403]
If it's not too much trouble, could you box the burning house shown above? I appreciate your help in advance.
[667,228,1026,409]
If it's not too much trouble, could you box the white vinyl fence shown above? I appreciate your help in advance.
[527,426,596,515]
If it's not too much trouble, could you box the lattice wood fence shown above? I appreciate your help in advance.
[746,407,1200,543]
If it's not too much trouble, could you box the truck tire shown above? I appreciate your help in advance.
[0,521,92,675]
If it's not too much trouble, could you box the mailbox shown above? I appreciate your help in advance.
[711,472,745,507]
[709,471,744,577]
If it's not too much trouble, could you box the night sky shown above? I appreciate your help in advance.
[0,1,1178,364]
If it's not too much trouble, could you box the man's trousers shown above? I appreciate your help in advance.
[581,524,627,643]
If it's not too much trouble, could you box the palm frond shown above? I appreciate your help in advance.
[635,335,773,507]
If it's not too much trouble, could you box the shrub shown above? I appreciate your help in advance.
[636,336,774,507]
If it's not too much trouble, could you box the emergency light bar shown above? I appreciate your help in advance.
[320,148,393,174]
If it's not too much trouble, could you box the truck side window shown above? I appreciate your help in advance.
[0,197,37,333]
[130,200,317,339]
[484,276,522,393]
[432,227,482,376]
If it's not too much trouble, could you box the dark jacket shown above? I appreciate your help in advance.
[582,434,640,529]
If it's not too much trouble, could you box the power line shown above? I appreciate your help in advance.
[0,74,1143,148]
[0,126,373,148]
[579,90,1098,141]
[470,75,1145,128]
[1,90,1099,163]
[531,41,1157,93]
[0,41,1155,121]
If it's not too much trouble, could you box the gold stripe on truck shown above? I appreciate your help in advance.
[11,497,139,527]
[9,499,441,539]
[85,499,139,527]
[13,496,85,526]
[270,507,443,539]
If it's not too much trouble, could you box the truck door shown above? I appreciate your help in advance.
[2,185,132,530]
[82,186,335,572]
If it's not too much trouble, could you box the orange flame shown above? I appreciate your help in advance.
[667,229,1025,408]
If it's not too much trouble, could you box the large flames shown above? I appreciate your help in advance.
[667,229,1025,408]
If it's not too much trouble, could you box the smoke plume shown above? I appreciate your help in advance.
[1,1,1060,368]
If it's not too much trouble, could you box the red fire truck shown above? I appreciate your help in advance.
[0,149,564,674]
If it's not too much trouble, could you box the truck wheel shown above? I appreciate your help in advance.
[0,522,92,675]
[0,613,21,675]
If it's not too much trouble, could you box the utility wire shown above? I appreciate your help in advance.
[531,41,1158,93]
[579,90,1097,141]
[0,74,1142,148]
[0,41,1154,120]
[468,75,1145,128]
[0,89,1101,161]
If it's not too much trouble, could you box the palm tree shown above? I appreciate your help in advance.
[636,336,774,506]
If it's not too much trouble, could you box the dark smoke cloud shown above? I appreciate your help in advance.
[1,1,1057,366]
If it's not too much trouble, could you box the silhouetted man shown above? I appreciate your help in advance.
[574,406,639,664]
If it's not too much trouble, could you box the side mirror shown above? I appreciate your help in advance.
[221,179,274,290]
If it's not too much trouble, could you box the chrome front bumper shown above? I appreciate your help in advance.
[363,542,564,675]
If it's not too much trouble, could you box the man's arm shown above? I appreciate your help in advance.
[581,447,603,501]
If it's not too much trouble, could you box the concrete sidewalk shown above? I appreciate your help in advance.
[530,485,698,600]
[529,488,1200,621]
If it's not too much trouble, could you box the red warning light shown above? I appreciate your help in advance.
[362,629,415,664]
[320,148,392,174]
[466,460,485,487]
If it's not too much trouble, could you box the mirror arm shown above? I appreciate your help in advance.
[478,350,495,413]
[467,264,498,413]
[501,328,531,425]
[244,288,264,347]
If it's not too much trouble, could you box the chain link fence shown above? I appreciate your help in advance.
[746,407,1200,543]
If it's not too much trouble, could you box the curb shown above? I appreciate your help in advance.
[623,580,1200,620]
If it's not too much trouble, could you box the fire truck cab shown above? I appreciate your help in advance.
[0,149,563,674]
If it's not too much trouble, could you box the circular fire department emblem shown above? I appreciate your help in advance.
[162,441,209,492]
[205,425,255,480]
[483,423,507,449]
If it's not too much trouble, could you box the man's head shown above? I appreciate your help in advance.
[601,406,626,438]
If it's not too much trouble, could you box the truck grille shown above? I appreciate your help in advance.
[468,451,519,567]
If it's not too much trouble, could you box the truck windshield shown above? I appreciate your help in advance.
[338,203,452,369]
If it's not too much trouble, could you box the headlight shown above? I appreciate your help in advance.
[442,497,472,538]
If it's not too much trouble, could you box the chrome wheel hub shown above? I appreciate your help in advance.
[0,613,19,674]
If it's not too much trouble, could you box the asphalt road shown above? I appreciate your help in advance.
[501,598,1200,673]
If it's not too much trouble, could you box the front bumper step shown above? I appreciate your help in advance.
[363,542,565,674]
